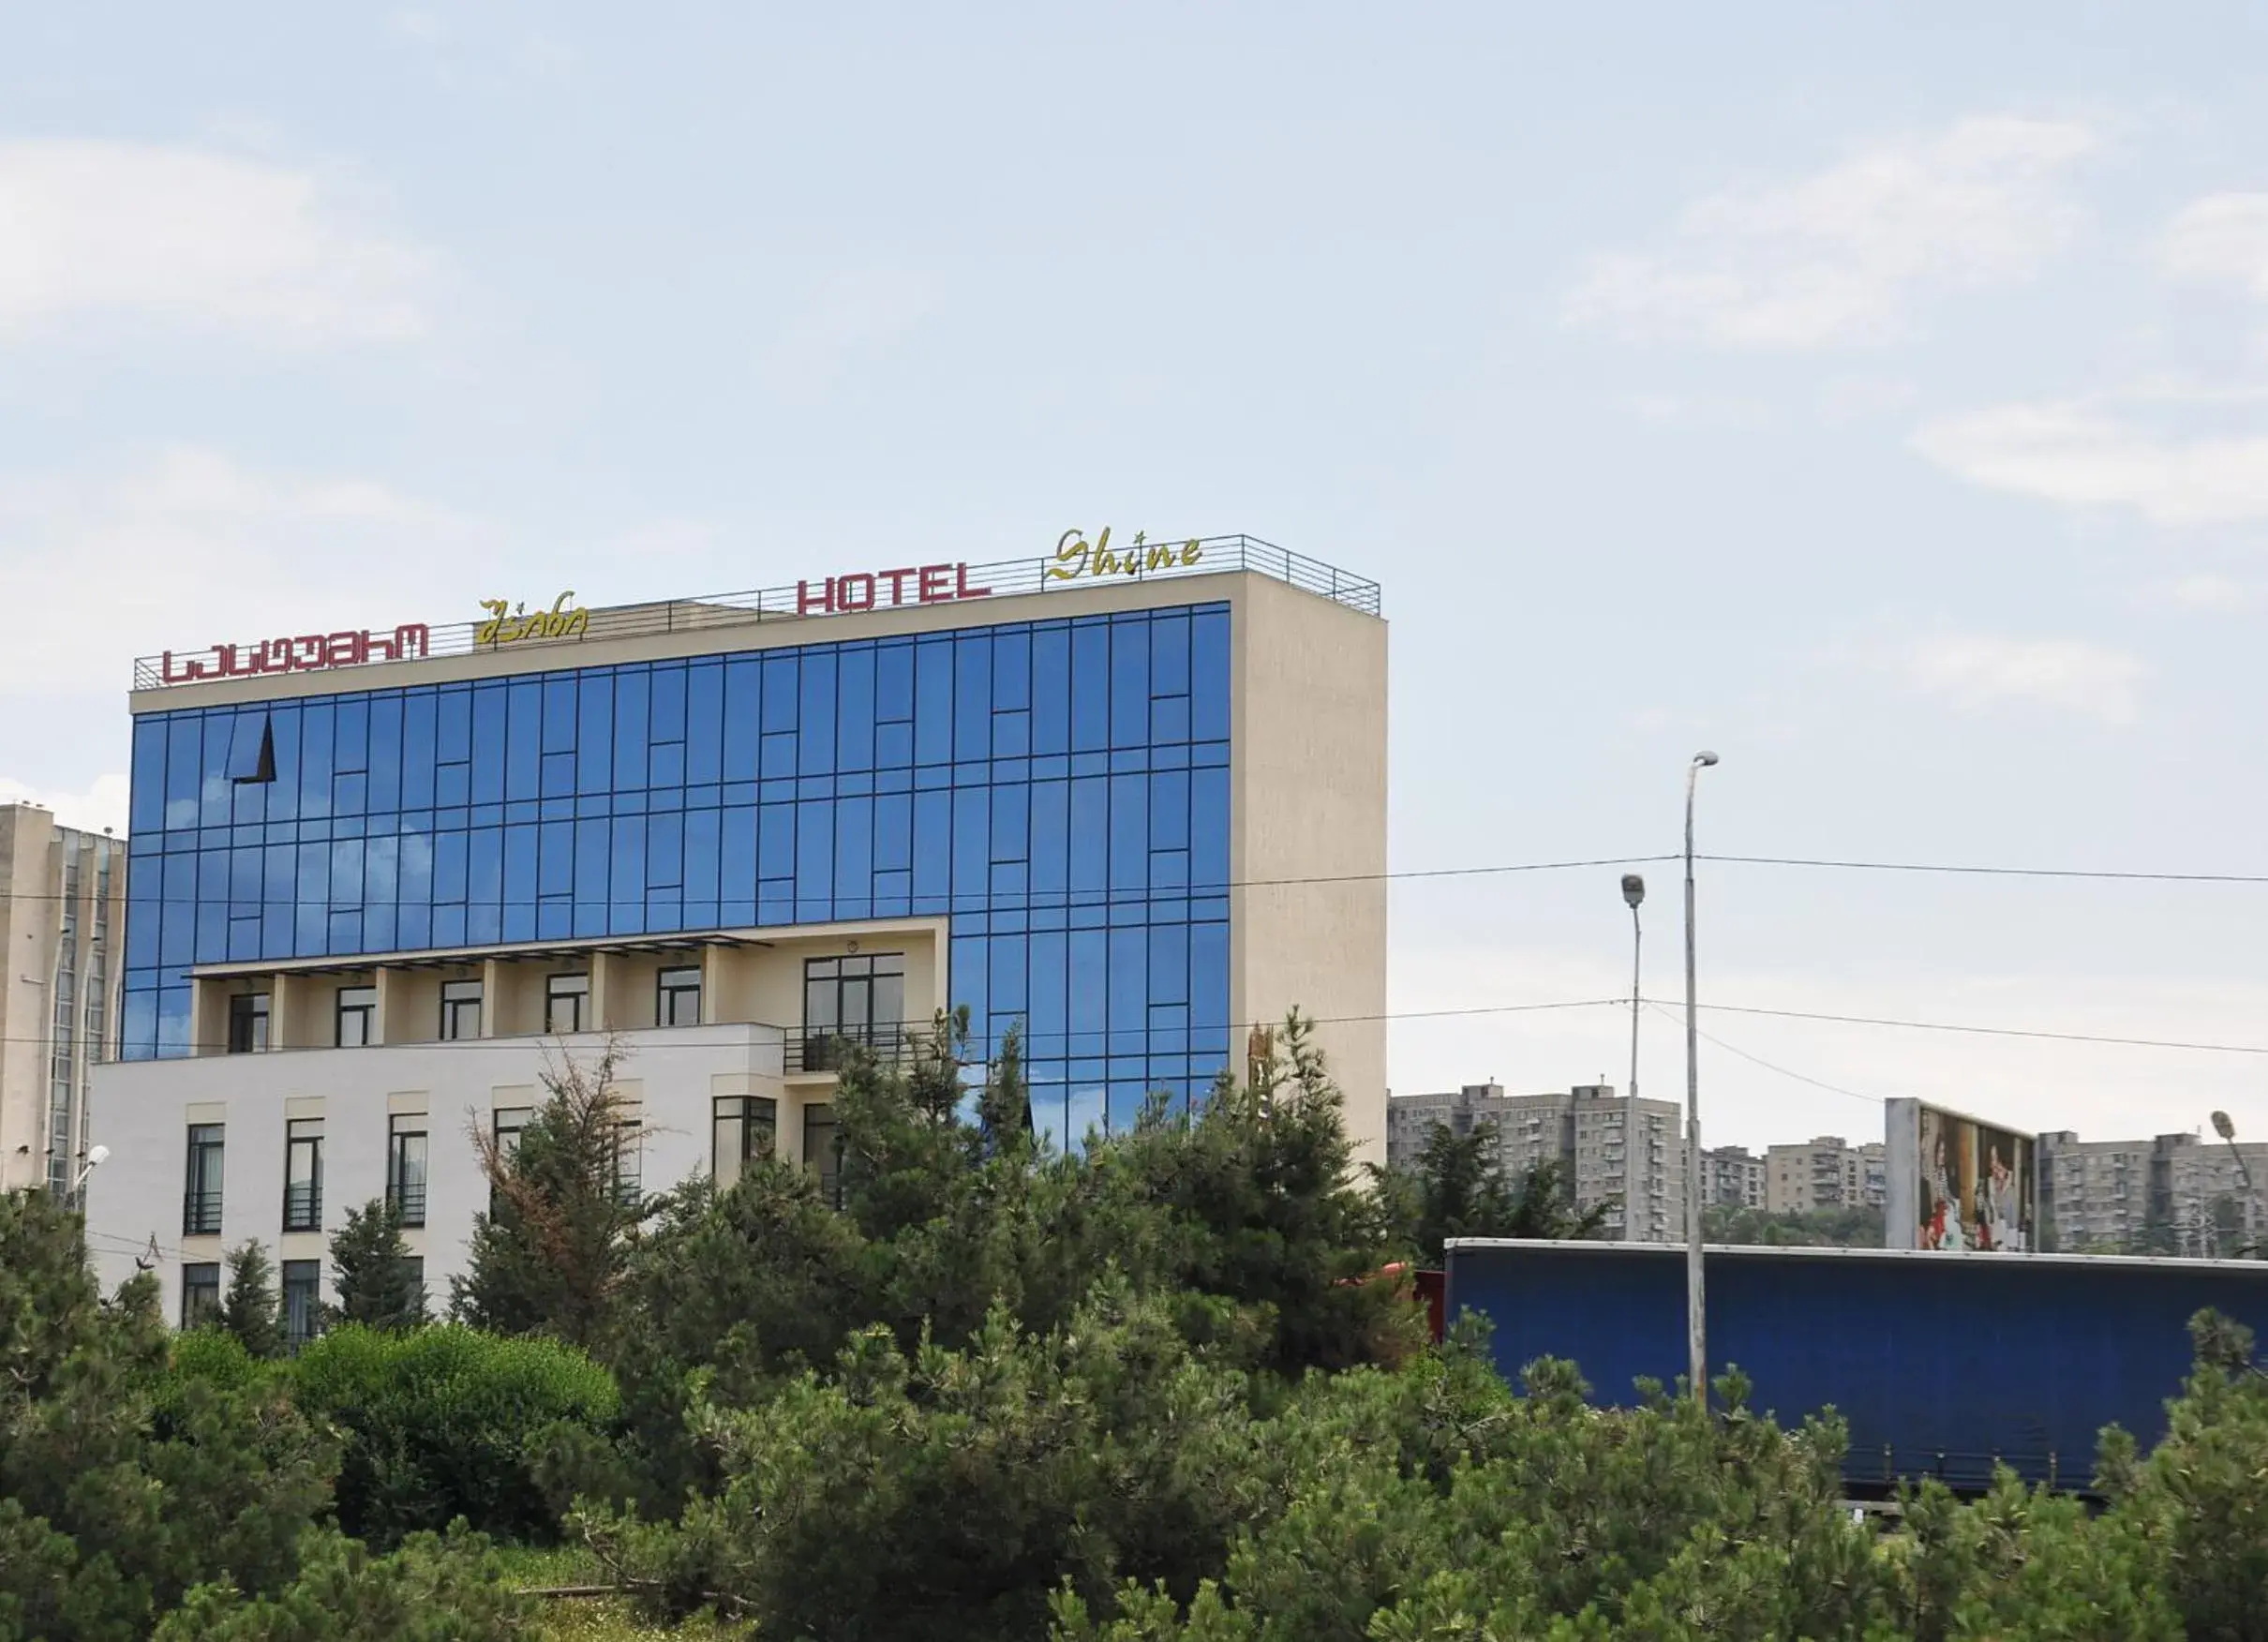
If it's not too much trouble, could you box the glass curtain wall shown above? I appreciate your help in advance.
[122,604,1233,1143]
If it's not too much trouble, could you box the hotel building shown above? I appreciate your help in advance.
[86,536,1387,1328]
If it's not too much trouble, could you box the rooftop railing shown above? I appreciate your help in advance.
[131,534,1380,691]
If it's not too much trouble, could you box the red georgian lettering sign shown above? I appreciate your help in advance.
[159,625,432,685]
[796,561,992,615]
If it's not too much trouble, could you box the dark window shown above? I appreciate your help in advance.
[489,1106,531,1217]
[712,1096,777,1189]
[800,952,906,1069]
[181,1261,221,1328]
[387,1115,427,1227]
[184,1122,225,1235]
[228,993,269,1054]
[802,1102,842,1208]
[283,1117,323,1232]
[401,1255,425,1302]
[546,973,589,1035]
[227,714,275,784]
[658,965,703,1027]
[614,1118,643,1204]
[336,985,376,1047]
[441,979,482,1041]
[280,1260,321,1350]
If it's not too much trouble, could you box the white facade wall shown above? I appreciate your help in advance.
[86,1024,803,1322]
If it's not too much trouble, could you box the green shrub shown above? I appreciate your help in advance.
[290,1324,619,1546]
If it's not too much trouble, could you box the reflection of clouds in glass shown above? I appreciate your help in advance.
[1067,1087,1108,1151]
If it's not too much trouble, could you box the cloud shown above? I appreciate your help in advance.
[0,775,129,837]
[1603,391,1777,429]
[1565,116,2099,350]
[0,446,491,695]
[1889,631,2146,725]
[0,141,439,348]
[2157,193,2268,300]
[1911,400,2268,527]
[1818,375,1923,425]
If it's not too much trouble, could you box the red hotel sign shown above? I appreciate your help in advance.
[160,625,432,684]
[797,562,992,615]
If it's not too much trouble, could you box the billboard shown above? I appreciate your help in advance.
[1885,1098,2036,1252]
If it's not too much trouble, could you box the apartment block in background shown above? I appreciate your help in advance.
[1766,1135,1888,1215]
[1700,1144,1768,1210]
[0,805,126,1197]
[2039,1129,2268,1256]
[1384,1082,1688,1242]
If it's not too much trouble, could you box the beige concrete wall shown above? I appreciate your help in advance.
[1227,575,1389,1165]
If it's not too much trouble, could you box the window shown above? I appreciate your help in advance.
[228,993,269,1054]
[280,1260,321,1350]
[181,1261,221,1328]
[712,1096,778,1189]
[489,1106,532,1217]
[184,1123,225,1236]
[800,952,906,1069]
[546,973,590,1035]
[227,713,276,784]
[657,965,703,1027]
[387,1114,428,1227]
[441,979,483,1040]
[283,1117,323,1232]
[802,1102,842,1208]
[336,985,377,1048]
[614,1118,643,1205]
[401,1255,425,1304]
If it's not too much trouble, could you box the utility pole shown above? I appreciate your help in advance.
[1622,874,1646,1243]
[1683,751,1718,1406]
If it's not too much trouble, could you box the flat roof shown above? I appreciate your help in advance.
[130,534,1380,706]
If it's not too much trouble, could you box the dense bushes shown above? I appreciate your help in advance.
[290,1323,619,1546]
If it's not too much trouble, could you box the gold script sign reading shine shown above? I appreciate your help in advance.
[477,591,590,646]
[1044,528,1203,583]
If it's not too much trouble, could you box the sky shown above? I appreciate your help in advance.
[6,3,2268,1154]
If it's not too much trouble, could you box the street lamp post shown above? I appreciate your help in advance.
[1683,751,1719,1406]
[1621,874,1646,1244]
[68,1144,109,1262]
[2210,1112,2263,1258]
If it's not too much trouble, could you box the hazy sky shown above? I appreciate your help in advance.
[7,4,2268,1153]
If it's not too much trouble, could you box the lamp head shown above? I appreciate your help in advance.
[2213,1111,2237,1142]
[84,1144,109,1169]
[1693,750,1720,769]
[1621,873,1646,909]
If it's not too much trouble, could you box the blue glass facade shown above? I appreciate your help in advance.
[123,602,1233,1143]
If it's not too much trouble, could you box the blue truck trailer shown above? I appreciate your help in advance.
[1442,1239,2268,1492]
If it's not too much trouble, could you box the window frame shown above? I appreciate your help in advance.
[227,993,270,1054]
[279,1259,321,1350]
[800,952,906,1069]
[336,984,377,1048]
[440,978,483,1041]
[657,964,703,1027]
[801,1101,843,1209]
[183,1122,225,1236]
[181,1261,221,1328]
[386,1114,428,1228]
[282,1117,323,1233]
[711,1095,777,1190]
[545,971,590,1036]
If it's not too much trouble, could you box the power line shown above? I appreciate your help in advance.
[1690,1000,2268,1058]
[1645,999,1884,1108]
[1701,853,2268,887]
[6,845,2268,908]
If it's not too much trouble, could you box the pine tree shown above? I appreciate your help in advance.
[326,1198,428,1331]
[453,1037,646,1348]
[218,1238,287,1360]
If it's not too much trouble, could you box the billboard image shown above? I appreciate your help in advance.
[1886,1099,2036,1252]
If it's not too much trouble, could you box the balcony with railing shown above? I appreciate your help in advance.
[786,1022,926,1077]
[386,1180,427,1228]
[283,1179,322,1232]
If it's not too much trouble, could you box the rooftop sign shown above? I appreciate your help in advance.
[132,533,1379,691]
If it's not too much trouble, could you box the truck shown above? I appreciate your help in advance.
[1441,1238,2268,1492]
